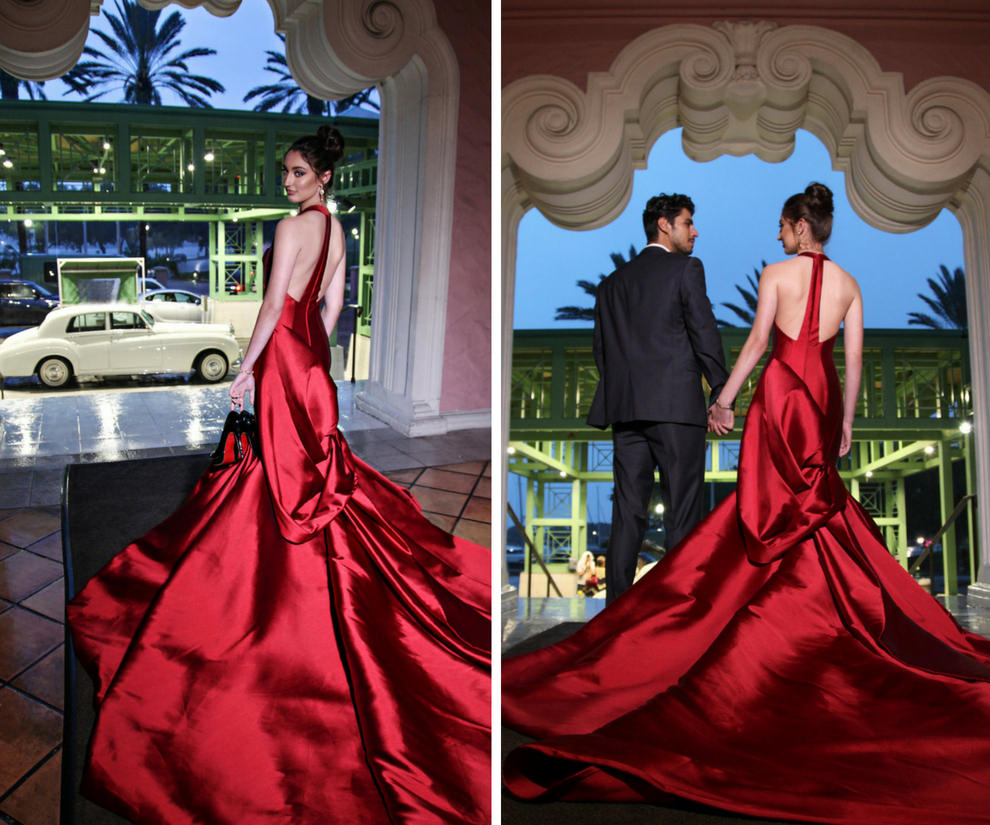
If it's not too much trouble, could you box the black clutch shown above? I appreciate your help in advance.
[210,409,259,466]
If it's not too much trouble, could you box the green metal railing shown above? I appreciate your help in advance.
[510,328,970,441]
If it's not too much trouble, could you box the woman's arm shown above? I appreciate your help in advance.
[319,220,346,337]
[839,287,864,457]
[709,268,778,433]
[229,217,302,408]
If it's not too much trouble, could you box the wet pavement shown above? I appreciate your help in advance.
[0,378,490,472]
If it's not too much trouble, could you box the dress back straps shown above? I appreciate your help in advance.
[798,251,827,343]
[299,204,333,304]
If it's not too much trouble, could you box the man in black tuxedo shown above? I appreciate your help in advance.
[587,194,730,603]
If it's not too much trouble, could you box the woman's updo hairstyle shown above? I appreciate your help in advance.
[781,182,834,244]
[288,125,345,182]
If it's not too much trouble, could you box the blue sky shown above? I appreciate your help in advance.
[46,3,302,110]
[513,129,964,330]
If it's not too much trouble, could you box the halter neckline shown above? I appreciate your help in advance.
[800,250,825,342]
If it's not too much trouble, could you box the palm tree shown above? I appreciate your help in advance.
[716,262,766,327]
[243,34,379,116]
[0,69,47,100]
[555,245,636,322]
[907,265,967,329]
[63,0,224,107]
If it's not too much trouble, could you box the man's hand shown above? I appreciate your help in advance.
[707,404,734,435]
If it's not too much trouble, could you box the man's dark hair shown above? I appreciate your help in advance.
[643,194,695,242]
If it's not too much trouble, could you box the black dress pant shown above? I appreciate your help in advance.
[607,420,706,603]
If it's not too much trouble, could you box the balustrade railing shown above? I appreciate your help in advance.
[511,328,970,440]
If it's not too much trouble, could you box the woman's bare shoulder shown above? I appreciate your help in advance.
[759,259,792,288]
[275,212,308,239]
[823,259,861,294]
[276,210,333,245]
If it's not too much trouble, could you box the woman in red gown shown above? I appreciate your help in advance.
[503,183,990,825]
[68,126,491,825]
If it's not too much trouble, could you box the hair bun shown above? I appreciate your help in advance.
[804,182,834,217]
[317,125,344,166]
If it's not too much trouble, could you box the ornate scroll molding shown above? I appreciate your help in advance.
[0,0,238,80]
[503,19,990,578]
[0,0,99,79]
[503,21,990,233]
[140,0,242,14]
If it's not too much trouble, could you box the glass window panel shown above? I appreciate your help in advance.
[204,132,264,195]
[67,312,106,333]
[51,126,116,192]
[130,128,194,194]
[111,311,145,329]
[0,126,40,191]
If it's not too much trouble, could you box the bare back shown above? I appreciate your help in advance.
[282,209,346,303]
[766,255,860,341]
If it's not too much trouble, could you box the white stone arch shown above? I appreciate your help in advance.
[502,21,990,587]
[0,0,463,436]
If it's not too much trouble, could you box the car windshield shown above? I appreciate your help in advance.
[29,281,55,298]
[141,309,156,326]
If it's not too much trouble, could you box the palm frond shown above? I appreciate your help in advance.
[554,307,596,322]
[64,0,223,107]
[718,302,755,326]
[909,265,966,329]
[907,312,944,329]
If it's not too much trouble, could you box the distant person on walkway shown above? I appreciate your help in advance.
[587,193,728,603]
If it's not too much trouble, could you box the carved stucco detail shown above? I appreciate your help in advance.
[504,21,990,234]
[0,0,98,79]
[0,0,238,79]
[268,0,442,99]
[140,0,242,15]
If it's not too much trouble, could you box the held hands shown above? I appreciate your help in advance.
[707,403,734,435]
[230,370,255,411]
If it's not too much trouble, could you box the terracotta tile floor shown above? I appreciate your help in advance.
[0,459,490,825]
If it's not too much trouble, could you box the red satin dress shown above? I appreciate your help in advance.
[68,205,491,825]
[503,252,990,825]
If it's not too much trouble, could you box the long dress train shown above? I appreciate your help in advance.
[68,205,491,825]
[503,252,990,825]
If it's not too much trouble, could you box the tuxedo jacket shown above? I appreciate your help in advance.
[587,246,728,429]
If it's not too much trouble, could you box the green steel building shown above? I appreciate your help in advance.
[0,100,378,338]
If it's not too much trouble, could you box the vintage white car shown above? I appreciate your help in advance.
[141,288,207,323]
[0,303,241,387]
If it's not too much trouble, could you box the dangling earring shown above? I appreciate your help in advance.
[318,184,326,202]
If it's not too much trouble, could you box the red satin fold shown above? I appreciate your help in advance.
[68,205,491,825]
[503,252,990,825]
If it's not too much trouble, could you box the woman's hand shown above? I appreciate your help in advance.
[839,420,852,457]
[707,403,734,435]
[230,371,255,410]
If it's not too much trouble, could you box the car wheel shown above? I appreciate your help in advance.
[37,357,73,388]
[196,351,229,383]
